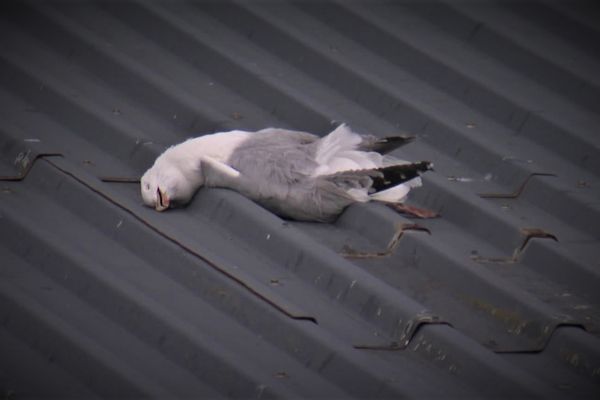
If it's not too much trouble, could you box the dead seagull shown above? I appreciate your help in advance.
[141,124,433,222]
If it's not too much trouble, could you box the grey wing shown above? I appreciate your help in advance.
[225,134,357,221]
[227,132,319,188]
[201,156,242,189]
[255,128,319,145]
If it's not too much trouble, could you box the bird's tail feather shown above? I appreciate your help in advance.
[360,135,416,155]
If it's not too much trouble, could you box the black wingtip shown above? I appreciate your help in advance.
[370,136,416,154]
[417,161,434,172]
[386,135,416,144]
[371,161,433,192]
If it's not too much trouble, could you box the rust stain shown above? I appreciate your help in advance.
[559,348,600,379]
[464,296,530,335]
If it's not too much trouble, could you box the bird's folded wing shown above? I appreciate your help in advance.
[200,156,241,188]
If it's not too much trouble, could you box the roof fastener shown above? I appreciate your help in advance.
[340,223,431,259]
[479,173,556,199]
[354,312,449,351]
[0,153,63,181]
[472,228,558,264]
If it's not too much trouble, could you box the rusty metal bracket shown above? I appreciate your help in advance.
[354,311,450,350]
[478,173,556,199]
[0,152,63,181]
[490,323,587,354]
[340,223,431,259]
[43,158,318,325]
[472,228,558,264]
[459,293,588,353]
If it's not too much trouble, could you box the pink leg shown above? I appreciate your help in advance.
[387,203,440,219]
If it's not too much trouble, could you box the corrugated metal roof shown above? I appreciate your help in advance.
[1,0,599,398]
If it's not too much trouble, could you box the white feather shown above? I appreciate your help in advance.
[201,155,240,178]
[314,124,361,166]
[369,177,423,202]
[369,183,411,203]
[347,188,370,202]
[312,124,422,203]
[313,124,382,176]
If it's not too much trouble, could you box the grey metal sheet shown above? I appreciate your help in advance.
[1,0,599,398]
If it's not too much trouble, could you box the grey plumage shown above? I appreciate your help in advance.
[215,129,352,222]
[215,128,416,222]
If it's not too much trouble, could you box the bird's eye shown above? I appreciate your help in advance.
[144,183,150,191]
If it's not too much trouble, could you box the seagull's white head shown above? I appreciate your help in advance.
[140,160,202,212]
[140,132,249,211]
